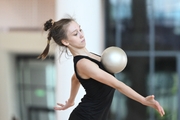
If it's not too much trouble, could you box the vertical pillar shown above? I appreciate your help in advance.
[177,54,180,120]
[55,0,105,119]
[0,51,17,120]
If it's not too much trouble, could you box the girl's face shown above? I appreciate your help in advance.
[64,21,86,49]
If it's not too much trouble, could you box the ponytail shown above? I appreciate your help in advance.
[37,19,54,60]
[37,39,51,60]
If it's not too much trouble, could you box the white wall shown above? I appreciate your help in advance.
[55,0,105,119]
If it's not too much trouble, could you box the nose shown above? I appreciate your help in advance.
[79,31,84,38]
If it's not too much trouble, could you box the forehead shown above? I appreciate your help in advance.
[67,21,80,33]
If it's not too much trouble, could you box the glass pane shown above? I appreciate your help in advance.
[148,72,178,120]
[152,57,178,120]
[106,0,150,51]
[152,0,180,51]
[17,57,56,120]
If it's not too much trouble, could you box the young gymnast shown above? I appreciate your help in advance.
[38,18,165,120]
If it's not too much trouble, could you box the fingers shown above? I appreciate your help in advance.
[155,101,165,117]
[146,95,165,117]
[160,106,165,116]
[57,103,64,107]
[54,101,74,111]
[159,108,165,117]
[54,103,65,110]
[54,106,60,110]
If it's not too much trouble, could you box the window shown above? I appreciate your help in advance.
[105,0,180,120]
[16,56,56,120]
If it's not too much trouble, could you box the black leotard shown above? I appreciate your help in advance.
[69,55,115,120]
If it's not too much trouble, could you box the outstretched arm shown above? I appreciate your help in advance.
[54,73,80,110]
[77,58,165,117]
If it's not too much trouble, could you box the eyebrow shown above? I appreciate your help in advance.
[71,25,81,34]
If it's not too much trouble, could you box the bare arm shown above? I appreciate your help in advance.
[68,73,80,104]
[54,73,80,110]
[77,58,165,116]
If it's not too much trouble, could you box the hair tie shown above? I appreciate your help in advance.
[51,20,54,26]
[47,39,50,44]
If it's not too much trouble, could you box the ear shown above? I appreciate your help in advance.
[61,39,69,46]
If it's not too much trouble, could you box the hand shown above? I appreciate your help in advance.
[54,100,74,110]
[144,95,165,117]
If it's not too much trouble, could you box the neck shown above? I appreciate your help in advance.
[68,47,90,56]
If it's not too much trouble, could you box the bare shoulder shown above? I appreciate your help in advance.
[76,58,99,70]
[75,58,100,79]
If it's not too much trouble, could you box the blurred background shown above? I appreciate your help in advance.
[0,0,180,120]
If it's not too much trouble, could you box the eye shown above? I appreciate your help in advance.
[80,29,82,32]
[73,32,78,36]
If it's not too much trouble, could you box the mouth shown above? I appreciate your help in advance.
[81,39,85,43]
